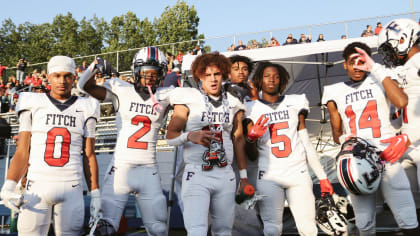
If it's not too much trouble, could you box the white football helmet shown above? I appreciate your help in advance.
[315,194,348,235]
[131,46,168,92]
[336,137,384,195]
[378,18,420,66]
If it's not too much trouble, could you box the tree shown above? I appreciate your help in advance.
[155,0,204,54]
[50,12,80,57]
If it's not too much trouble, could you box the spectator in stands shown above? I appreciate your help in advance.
[228,44,235,52]
[79,60,88,72]
[31,72,43,88]
[16,58,28,84]
[23,74,32,87]
[251,40,260,49]
[13,79,22,92]
[362,25,374,37]
[374,22,382,35]
[283,34,298,45]
[163,66,181,87]
[0,87,9,113]
[306,34,312,43]
[267,37,280,47]
[0,62,7,82]
[0,79,4,88]
[95,72,105,86]
[8,94,18,113]
[299,34,307,43]
[317,34,325,42]
[193,45,205,55]
[341,35,347,39]
[234,40,247,51]
[361,32,367,37]
[42,78,51,91]
[177,50,183,64]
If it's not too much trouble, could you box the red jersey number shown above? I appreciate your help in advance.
[127,115,152,149]
[345,100,381,138]
[44,127,71,167]
[269,122,292,158]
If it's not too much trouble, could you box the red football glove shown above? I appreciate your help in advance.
[247,115,269,142]
[380,134,410,164]
[320,179,334,197]
[353,47,375,72]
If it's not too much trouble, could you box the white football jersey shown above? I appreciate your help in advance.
[246,94,308,177]
[389,53,420,142]
[103,78,172,165]
[322,76,395,149]
[170,87,244,165]
[16,92,100,182]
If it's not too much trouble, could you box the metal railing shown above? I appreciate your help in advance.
[2,11,419,74]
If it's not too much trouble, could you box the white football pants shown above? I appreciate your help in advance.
[350,161,418,234]
[101,161,168,236]
[256,168,317,236]
[18,179,84,236]
[181,164,236,236]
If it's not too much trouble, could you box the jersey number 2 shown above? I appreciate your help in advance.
[44,127,71,167]
[269,122,292,158]
[345,100,381,138]
[127,115,151,149]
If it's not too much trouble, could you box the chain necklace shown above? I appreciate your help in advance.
[199,83,230,170]
[199,84,230,130]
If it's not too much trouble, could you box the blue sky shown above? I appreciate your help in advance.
[1,0,419,52]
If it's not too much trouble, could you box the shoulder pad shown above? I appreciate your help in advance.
[169,87,199,105]
[224,82,248,102]
[156,86,176,103]
[15,92,41,116]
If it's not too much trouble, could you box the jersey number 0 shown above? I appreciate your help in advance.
[44,127,71,167]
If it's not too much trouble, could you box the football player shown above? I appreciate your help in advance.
[78,46,172,236]
[245,61,334,236]
[354,18,420,226]
[166,52,251,236]
[0,56,101,235]
[323,42,419,235]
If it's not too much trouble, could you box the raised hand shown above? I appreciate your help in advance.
[247,115,269,142]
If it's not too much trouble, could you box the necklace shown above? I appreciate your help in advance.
[199,84,230,170]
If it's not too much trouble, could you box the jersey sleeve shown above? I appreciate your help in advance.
[245,101,258,124]
[156,86,176,109]
[86,97,101,121]
[15,92,37,117]
[169,87,196,106]
[321,85,335,105]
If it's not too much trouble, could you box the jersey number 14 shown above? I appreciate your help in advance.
[345,100,381,138]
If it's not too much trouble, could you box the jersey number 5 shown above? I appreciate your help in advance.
[127,115,151,149]
[345,100,381,138]
[44,127,71,167]
[269,122,292,158]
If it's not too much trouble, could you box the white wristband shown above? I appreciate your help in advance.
[166,132,190,146]
[370,63,388,84]
[239,169,248,179]
[405,130,420,146]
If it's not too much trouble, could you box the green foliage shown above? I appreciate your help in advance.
[0,0,204,73]
[155,0,203,54]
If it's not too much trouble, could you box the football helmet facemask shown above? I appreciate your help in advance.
[336,137,384,195]
[131,46,168,94]
[378,18,420,67]
[316,194,348,235]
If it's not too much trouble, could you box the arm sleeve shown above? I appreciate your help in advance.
[18,110,32,132]
[298,128,327,180]
[321,85,333,105]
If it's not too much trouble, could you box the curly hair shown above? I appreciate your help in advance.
[252,61,289,94]
[229,55,253,73]
[191,52,232,82]
[342,42,372,61]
